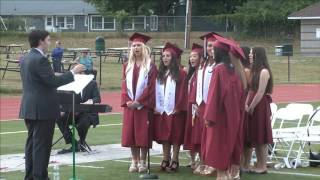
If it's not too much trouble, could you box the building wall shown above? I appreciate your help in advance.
[300,19,320,56]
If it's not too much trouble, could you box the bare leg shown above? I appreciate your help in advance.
[216,169,230,180]
[241,146,253,170]
[255,144,268,171]
[129,147,139,172]
[172,144,180,162]
[162,142,171,161]
[130,147,139,164]
[140,147,148,163]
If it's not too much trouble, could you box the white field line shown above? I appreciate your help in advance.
[0,112,123,122]
[269,170,320,177]
[112,159,159,165]
[67,165,105,169]
[0,123,122,135]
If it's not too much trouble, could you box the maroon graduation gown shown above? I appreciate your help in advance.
[153,69,188,145]
[202,64,245,170]
[121,63,157,148]
[183,71,203,153]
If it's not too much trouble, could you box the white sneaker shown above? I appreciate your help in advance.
[138,163,147,173]
[129,162,138,173]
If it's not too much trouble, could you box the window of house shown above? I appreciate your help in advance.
[46,16,53,26]
[124,17,134,30]
[91,16,115,30]
[66,16,74,29]
[56,16,74,29]
[56,16,65,28]
[103,17,115,29]
[92,16,103,29]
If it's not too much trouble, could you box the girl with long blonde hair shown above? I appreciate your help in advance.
[121,33,157,173]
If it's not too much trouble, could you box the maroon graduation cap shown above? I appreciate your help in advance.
[200,32,223,41]
[214,36,246,60]
[200,32,223,57]
[163,42,183,58]
[129,32,151,44]
[191,43,203,54]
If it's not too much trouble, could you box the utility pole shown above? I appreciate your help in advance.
[184,0,192,49]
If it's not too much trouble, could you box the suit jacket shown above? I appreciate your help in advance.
[77,80,101,126]
[19,48,74,120]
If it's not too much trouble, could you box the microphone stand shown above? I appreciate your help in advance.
[139,64,158,179]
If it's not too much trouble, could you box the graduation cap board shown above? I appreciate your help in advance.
[191,43,203,55]
[129,32,151,44]
[163,42,183,58]
[57,74,94,180]
[200,32,223,58]
[212,35,246,60]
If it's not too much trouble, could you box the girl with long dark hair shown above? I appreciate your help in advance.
[183,43,203,171]
[194,32,217,175]
[246,47,273,174]
[153,42,187,172]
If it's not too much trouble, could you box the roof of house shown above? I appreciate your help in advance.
[0,0,99,16]
[288,1,320,20]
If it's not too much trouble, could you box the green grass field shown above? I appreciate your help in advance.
[1,101,320,180]
[1,32,320,95]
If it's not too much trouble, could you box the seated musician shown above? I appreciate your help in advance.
[56,79,101,154]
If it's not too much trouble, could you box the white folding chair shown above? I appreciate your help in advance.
[270,106,311,168]
[270,103,278,128]
[295,107,320,168]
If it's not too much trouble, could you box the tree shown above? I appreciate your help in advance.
[224,0,319,37]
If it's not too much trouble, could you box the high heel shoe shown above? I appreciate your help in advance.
[159,160,170,171]
[166,161,179,172]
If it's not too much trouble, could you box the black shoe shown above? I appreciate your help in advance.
[57,147,73,154]
[57,141,80,154]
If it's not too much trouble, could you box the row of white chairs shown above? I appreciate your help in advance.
[268,103,320,168]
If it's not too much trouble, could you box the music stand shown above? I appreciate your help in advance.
[58,74,94,180]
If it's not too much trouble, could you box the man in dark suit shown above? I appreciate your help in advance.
[56,80,101,154]
[19,30,85,180]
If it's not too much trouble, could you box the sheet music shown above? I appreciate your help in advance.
[57,74,94,94]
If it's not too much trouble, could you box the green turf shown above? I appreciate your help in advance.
[1,158,320,180]
[0,114,122,155]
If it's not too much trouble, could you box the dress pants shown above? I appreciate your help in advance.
[24,119,55,180]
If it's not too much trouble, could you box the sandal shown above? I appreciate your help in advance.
[248,169,268,174]
[231,170,241,180]
[193,164,205,175]
[166,161,179,172]
[200,166,216,176]
[159,160,170,171]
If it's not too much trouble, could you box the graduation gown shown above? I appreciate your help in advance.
[121,63,157,148]
[183,71,203,152]
[197,62,214,158]
[202,64,245,170]
[153,69,188,145]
